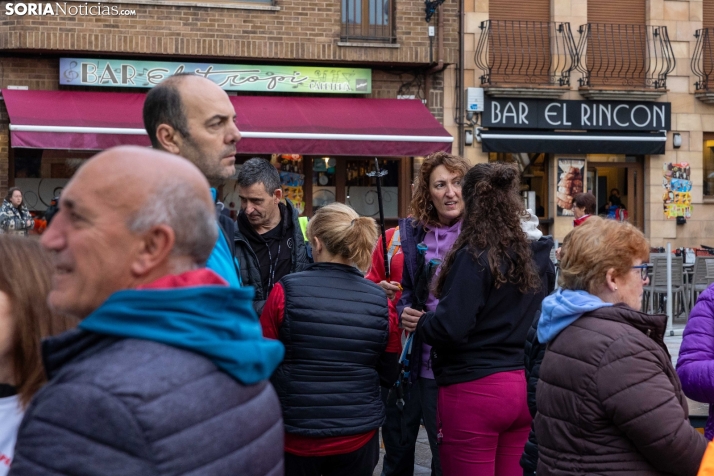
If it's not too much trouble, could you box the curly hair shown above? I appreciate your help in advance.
[434,162,541,297]
[410,152,472,227]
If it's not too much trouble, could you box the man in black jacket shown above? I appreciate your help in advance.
[143,73,242,287]
[236,158,310,315]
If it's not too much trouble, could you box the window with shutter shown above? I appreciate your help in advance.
[487,0,551,85]
[585,0,647,87]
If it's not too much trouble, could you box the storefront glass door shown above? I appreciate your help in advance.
[587,156,645,231]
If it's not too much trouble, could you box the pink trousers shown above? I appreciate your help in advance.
[437,370,532,476]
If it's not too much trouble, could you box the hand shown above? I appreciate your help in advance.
[26,219,33,227]
[379,280,402,301]
[401,307,424,333]
[555,246,562,261]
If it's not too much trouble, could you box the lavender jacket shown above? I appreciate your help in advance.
[677,285,714,440]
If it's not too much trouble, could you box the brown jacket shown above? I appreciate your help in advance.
[535,304,707,476]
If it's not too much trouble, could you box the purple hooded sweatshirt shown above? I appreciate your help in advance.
[419,221,462,378]
[677,284,714,440]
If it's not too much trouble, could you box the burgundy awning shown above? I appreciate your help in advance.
[3,89,453,156]
[3,89,150,150]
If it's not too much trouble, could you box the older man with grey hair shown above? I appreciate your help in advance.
[9,146,284,476]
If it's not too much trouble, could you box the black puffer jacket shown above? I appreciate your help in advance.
[272,263,389,437]
[9,331,283,476]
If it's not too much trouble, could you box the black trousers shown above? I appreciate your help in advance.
[285,431,380,476]
[380,378,442,476]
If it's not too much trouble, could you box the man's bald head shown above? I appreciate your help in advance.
[74,146,217,264]
[41,146,218,318]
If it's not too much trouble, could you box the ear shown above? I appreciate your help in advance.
[130,225,176,277]
[312,236,323,256]
[604,267,618,292]
[155,124,181,155]
[274,188,283,202]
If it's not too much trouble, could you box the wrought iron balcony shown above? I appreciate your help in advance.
[693,28,714,91]
[475,20,578,87]
[576,24,675,89]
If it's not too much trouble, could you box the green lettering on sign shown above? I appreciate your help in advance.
[60,58,372,94]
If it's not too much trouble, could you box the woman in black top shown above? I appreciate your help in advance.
[415,163,555,476]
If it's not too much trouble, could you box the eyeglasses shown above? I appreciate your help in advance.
[632,264,649,280]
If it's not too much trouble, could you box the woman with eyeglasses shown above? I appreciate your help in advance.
[534,217,706,476]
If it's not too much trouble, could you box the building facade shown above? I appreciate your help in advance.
[0,0,458,223]
[448,0,714,247]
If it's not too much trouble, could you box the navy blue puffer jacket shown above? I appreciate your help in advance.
[9,330,283,476]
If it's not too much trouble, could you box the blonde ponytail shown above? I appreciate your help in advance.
[307,203,379,272]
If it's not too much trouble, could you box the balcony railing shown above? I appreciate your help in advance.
[693,28,714,90]
[475,20,578,87]
[576,24,675,89]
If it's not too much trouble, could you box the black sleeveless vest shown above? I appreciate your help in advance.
[272,262,389,437]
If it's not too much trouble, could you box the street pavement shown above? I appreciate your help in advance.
[373,320,702,476]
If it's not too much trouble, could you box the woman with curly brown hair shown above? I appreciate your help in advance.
[387,151,470,476]
[408,163,555,476]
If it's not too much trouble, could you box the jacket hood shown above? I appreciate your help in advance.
[424,220,461,258]
[78,284,284,384]
[537,288,613,343]
[521,209,543,242]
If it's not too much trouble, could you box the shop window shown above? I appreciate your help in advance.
[12,149,90,213]
[488,153,550,220]
[224,155,404,223]
[341,0,395,42]
[312,156,399,217]
[344,158,399,218]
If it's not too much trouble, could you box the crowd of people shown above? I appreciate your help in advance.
[1,72,713,476]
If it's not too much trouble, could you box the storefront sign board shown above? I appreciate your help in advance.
[59,58,372,94]
[483,98,670,132]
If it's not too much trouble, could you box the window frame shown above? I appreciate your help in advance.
[341,0,396,43]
